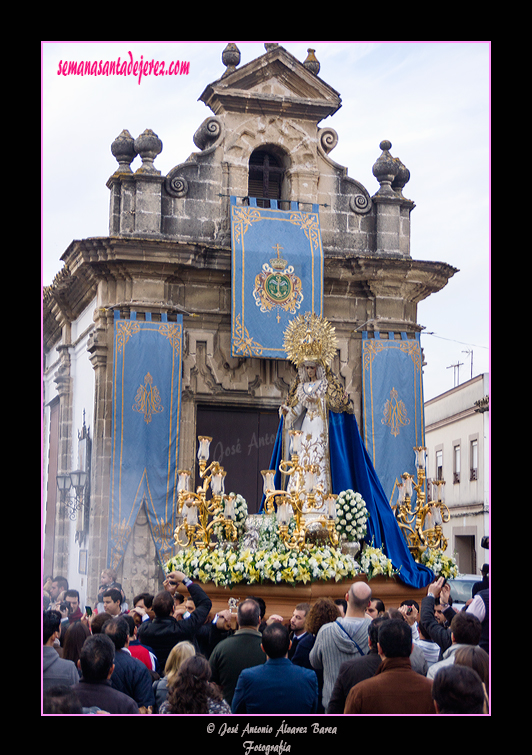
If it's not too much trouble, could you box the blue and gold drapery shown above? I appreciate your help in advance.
[230,197,324,359]
[362,332,425,503]
[109,312,183,570]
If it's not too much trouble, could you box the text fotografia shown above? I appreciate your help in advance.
[210,721,338,747]
[57,51,190,85]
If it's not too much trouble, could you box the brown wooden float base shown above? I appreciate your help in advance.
[190,575,429,621]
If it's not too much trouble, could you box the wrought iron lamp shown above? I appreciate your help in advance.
[57,469,89,521]
[261,429,339,550]
[174,436,238,550]
[391,446,450,560]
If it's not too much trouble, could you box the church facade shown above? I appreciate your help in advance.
[42,44,457,606]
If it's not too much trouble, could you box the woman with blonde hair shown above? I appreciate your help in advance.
[152,641,195,713]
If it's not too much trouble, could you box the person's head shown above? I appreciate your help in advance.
[346,582,372,615]
[152,590,175,618]
[246,595,266,621]
[133,592,154,610]
[79,633,115,682]
[432,664,486,714]
[377,618,412,659]
[62,620,90,664]
[102,588,123,616]
[43,610,62,645]
[305,598,340,635]
[64,589,80,615]
[290,603,310,634]
[454,645,490,694]
[334,598,347,617]
[90,611,113,635]
[262,622,291,659]
[103,617,130,650]
[100,568,117,586]
[450,611,482,646]
[434,601,447,625]
[367,598,385,619]
[43,685,82,714]
[368,616,388,650]
[238,598,261,629]
[49,576,68,602]
[481,563,489,577]
[165,654,225,714]
[164,641,196,685]
[119,613,137,639]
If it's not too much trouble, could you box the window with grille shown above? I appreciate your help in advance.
[248,149,285,208]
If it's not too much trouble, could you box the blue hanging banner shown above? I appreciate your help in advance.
[230,197,324,358]
[361,332,425,502]
[109,312,183,570]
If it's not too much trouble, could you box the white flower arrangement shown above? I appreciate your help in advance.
[359,545,397,580]
[335,489,369,543]
[166,541,362,588]
[420,548,459,579]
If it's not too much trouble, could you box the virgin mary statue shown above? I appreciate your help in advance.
[261,312,433,589]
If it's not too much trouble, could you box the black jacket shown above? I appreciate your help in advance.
[137,582,212,670]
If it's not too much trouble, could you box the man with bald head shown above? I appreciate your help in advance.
[309,581,372,710]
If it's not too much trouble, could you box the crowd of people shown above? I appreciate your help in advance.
[42,567,489,715]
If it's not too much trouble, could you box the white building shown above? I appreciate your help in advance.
[424,374,489,574]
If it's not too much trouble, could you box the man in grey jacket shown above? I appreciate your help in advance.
[309,582,372,710]
[43,611,79,691]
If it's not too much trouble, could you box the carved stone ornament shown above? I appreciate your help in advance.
[134,129,163,173]
[111,129,137,172]
[193,116,223,151]
[318,127,338,155]
[164,171,189,198]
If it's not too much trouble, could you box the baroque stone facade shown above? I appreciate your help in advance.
[43,44,457,604]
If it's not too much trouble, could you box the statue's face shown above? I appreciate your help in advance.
[305,363,317,379]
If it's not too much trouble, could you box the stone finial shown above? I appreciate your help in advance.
[303,48,320,75]
[111,129,137,173]
[264,43,279,52]
[372,140,400,196]
[392,158,411,197]
[134,129,162,174]
[222,43,240,76]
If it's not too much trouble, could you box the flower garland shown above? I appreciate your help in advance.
[420,548,459,579]
[335,489,369,543]
[166,541,362,588]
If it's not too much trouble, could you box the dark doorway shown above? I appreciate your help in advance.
[195,405,279,514]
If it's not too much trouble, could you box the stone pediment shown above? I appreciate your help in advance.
[199,45,342,123]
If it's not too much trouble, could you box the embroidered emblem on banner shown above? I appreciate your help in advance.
[133,372,164,423]
[381,387,410,437]
[253,243,303,322]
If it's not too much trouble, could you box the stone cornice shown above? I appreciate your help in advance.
[43,235,458,350]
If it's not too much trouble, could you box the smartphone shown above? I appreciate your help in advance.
[85,606,93,616]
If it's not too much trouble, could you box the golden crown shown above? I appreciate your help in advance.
[283,312,337,368]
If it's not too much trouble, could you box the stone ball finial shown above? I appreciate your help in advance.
[392,158,410,196]
[303,48,320,75]
[111,129,137,173]
[372,139,400,196]
[222,43,240,76]
[134,129,162,174]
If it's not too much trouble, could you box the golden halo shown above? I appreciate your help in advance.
[283,312,337,367]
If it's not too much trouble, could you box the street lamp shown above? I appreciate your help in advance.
[57,469,89,520]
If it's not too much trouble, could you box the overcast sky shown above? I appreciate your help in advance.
[42,41,490,401]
